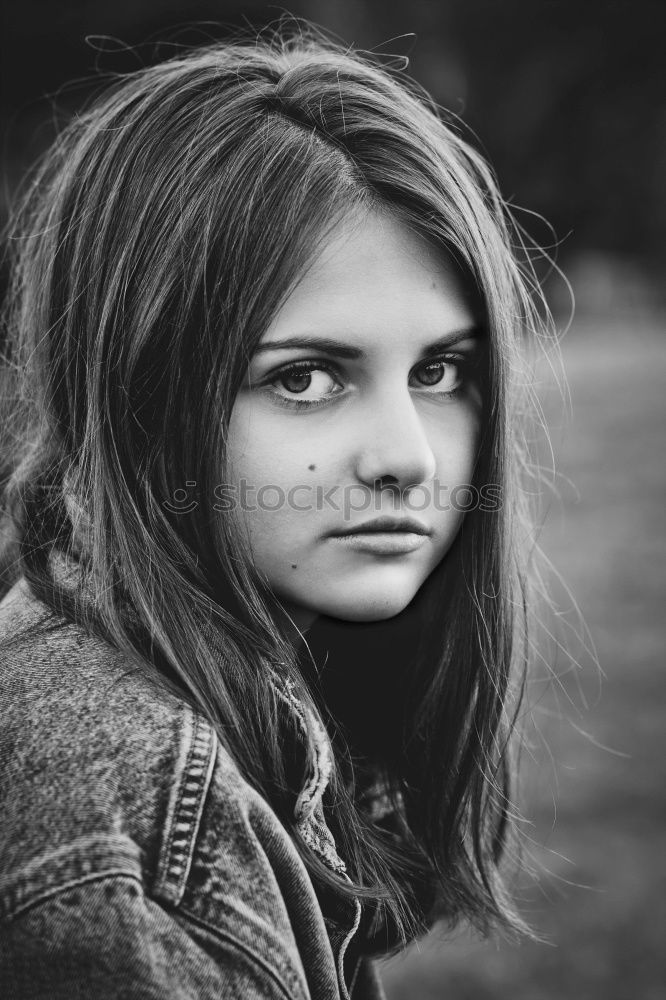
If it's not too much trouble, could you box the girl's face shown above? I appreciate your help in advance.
[228,210,482,631]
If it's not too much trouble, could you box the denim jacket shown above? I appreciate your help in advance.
[0,570,387,999]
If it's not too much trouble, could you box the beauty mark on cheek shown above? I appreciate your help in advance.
[291,564,298,570]
[308,464,316,471]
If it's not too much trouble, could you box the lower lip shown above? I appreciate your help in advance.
[329,531,428,555]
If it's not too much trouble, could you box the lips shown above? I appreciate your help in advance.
[331,515,431,537]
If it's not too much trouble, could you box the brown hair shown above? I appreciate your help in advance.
[0,28,552,948]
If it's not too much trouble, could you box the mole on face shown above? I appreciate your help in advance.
[291,564,298,570]
[307,464,316,471]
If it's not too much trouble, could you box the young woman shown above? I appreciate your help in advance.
[0,28,549,1000]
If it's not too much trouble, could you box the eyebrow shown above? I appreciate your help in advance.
[254,327,484,361]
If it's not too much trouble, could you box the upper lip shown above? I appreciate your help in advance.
[331,516,432,537]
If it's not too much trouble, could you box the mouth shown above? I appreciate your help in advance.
[328,528,429,556]
[330,515,432,538]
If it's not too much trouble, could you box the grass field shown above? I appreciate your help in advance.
[380,310,666,999]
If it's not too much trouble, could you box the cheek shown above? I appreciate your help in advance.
[227,401,271,483]
[431,402,482,483]
[225,401,323,558]
[227,400,320,485]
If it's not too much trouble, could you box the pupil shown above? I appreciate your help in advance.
[419,364,444,386]
[283,371,312,393]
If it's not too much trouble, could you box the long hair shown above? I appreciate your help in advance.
[0,29,550,949]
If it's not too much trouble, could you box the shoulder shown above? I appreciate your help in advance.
[0,578,200,881]
[0,580,321,999]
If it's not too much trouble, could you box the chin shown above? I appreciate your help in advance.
[315,588,418,623]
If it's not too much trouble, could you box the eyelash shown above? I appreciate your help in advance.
[262,355,474,411]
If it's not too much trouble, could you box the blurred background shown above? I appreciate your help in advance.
[1,1,664,997]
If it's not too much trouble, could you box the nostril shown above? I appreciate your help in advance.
[374,477,401,496]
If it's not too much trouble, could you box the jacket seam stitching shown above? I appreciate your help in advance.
[159,709,197,884]
[173,903,305,1000]
[2,870,143,922]
[153,707,217,905]
[4,878,302,999]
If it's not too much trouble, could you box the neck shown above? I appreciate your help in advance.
[273,602,318,654]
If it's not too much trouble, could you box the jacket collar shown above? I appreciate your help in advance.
[269,669,348,874]
[48,540,347,875]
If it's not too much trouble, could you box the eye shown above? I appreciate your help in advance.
[411,358,464,394]
[268,361,344,407]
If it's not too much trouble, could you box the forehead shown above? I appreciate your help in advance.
[259,210,478,354]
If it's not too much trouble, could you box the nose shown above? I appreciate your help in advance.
[354,387,437,492]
